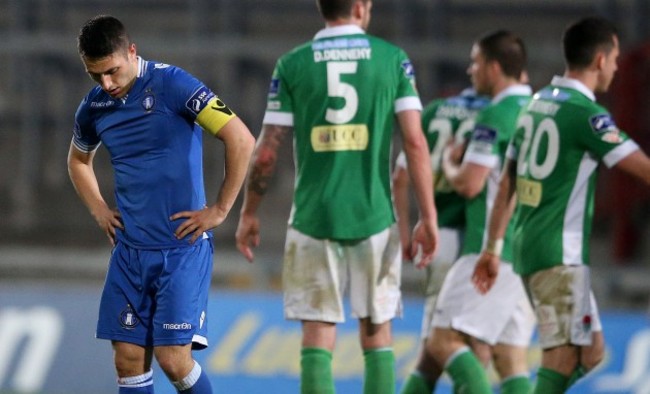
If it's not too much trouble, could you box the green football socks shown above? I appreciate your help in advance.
[399,371,434,394]
[566,365,586,389]
[301,347,335,394]
[532,367,568,394]
[500,373,532,394]
[364,348,396,394]
[445,347,492,394]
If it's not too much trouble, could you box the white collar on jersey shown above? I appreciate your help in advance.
[136,56,146,78]
[492,84,532,104]
[550,76,596,102]
[314,24,365,40]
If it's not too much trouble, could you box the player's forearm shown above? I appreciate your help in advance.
[392,167,412,238]
[240,154,276,216]
[614,149,650,186]
[442,150,485,198]
[67,147,109,218]
[213,119,256,216]
[240,123,290,216]
[404,137,437,222]
[486,162,517,246]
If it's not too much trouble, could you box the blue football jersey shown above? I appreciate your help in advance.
[73,58,216,248]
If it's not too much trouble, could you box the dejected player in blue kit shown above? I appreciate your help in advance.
[67,15,255,393]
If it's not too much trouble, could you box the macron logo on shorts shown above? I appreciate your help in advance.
[163,322,192,330]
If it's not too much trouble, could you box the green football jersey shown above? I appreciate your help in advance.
[420,90,489,228]
[263,25,421,240]
[461,85,532,262]
[509,76,638,276]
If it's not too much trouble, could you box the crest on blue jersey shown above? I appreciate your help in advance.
[472,125,497,144]
[186,86,216,115]
[589,114,618,134]
[120,304,139,329]
[401,60,415,78]
[141,93,155,112]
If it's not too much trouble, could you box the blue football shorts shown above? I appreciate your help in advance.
[96,239,213,349]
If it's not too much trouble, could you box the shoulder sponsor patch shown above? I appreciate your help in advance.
[401,60,415,78]
[268,78,280,97]
[590,114,623,143]
[589,114,618,134]
[185,86,216,115]
[472,125,497,144]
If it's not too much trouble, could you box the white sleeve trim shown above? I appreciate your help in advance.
[71,137,101,154]
[263,111,294,126]
[603,140,639,168]
[505,143,517,161]
[395,151,407,169]
[394,96,422,113]
[464,151,498,169]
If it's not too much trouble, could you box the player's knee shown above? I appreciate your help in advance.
[359,319,392,349]
[426,328,460,364]
[154,346,193,380]
[156,354,185,380]
[416,347,444,382]
[113,343,149,377]
[581,347,604,371]
[469,339,492,368]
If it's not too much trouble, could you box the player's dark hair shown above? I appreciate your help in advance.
[563,17,617,70]
[78,15,131,59]
[477,30,527,80]
[317,0,367,20]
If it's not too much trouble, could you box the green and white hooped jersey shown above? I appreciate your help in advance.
[461,85,532,262]
[396,89,489,228]
[509,76,638,276]
[263,25,421,240]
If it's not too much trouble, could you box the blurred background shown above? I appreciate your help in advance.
[1,0,650,393]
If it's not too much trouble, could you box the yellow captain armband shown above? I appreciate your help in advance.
[196,96,236,136]
[484,238,504,257]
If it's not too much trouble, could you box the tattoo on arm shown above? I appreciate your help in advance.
[248,124,290,196]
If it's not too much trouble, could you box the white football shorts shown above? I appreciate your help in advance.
[431,254,535,346]
[420,227,462,339]
[524,264,602,349]
[282,225,402,324]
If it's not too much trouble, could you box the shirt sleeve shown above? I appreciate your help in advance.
[72,97,101,153]
[580,108,639,168]
[163,65,235,135]
[464,110,499,169]
[394,50,422,113]
[263,58,294,126]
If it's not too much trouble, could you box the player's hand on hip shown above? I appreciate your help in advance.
[472,252,500,294]
[92,205,123,246]
[235,213,260,263]
[410,219,438,269]
[171,205,227,244]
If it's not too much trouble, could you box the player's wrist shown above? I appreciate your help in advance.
[484,238,503,257]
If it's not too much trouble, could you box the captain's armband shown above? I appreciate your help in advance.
[196,97,236,136]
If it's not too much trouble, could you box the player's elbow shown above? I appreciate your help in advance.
[254,147,277,168]
[242,131,256,157]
